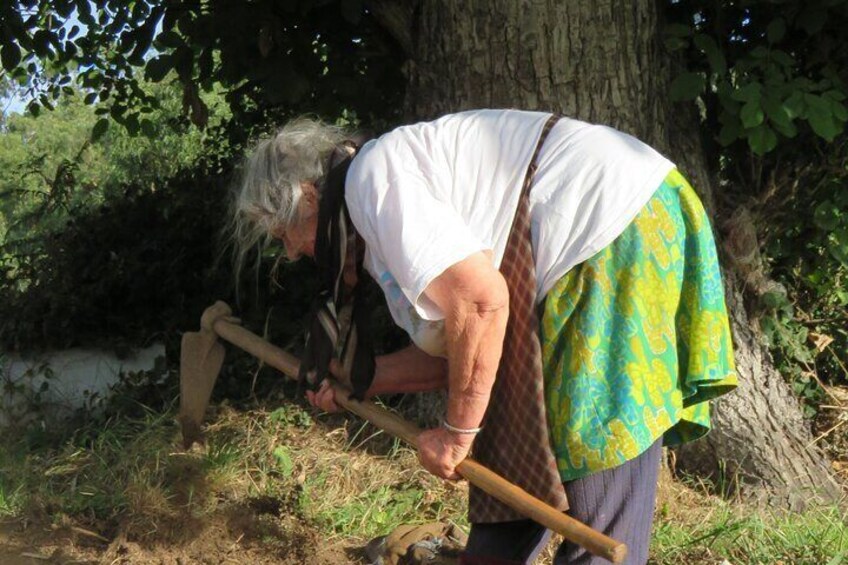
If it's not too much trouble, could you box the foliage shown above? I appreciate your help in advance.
[0,0,845,416]
[666,0,848,155]
[0,78,241,350]
[0,1,406,354]
[0,0,405,136]
[0,169,232,350]
[666,0,848,400]
[0,79,230,244]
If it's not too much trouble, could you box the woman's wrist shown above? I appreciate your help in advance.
[441,419,483,435]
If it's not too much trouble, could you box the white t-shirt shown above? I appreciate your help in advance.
[345,109,675,357]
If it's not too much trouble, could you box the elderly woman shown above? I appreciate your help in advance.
[233,110,737,565]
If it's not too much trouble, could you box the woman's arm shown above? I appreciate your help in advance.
[415,251,509,479]
[305,345,447,411]
[308,250,508,481]
[369,345,449,396]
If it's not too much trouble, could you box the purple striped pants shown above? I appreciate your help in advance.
[461,438,663,565]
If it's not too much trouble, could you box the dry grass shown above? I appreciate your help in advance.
[2,391,846,564]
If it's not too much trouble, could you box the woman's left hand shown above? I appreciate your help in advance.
[416,427,475,480]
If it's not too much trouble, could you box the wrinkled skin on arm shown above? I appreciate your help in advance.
[307,251,509,480]
[415,251,509,479]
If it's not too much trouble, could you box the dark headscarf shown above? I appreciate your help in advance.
[298,141,375,399]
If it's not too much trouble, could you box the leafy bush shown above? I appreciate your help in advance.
[666,0,848,408]
[0,170,233,350]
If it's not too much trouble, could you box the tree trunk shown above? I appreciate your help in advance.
[369,0,841,508]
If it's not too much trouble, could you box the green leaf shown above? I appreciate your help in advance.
[784,91,805,118]
[832,226,848,247]
[1,44,22,71]
[824,89,847,102]
[747,124,778,155]
[145,55,173,82]
[731,82,762,103]
[140,118,156,137]
[272,446,294,477]
[91,118,109,142]
[771,49,794,68]
[670,72,705,101]
[834,188,848,207]
[77,0,94,25]
[760,316,778,345]
[84,92,98,105]
[693,34,726,75]
[172,46,193,80]
[55,0,74,18]
[125,114,140,137]
[771,117,798,138]
[829,98,848,122]
[741,100,765,128]
[156,30,184,49]
[814,201,841,231]
[762,95,796,137]
[750,46,770,59]
[32,30,52,58]
[806,94,842,141]
[828,228,848,266]
[762,289,790,310]
[767,18,786,44]
[664,36,689,51]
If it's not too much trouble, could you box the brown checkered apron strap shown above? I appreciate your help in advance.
[468,113,568,523]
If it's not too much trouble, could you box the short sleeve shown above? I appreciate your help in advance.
[346,141,488,320]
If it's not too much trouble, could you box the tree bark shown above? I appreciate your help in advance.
[369,0,841,508]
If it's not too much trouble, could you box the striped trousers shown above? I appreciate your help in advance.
[460,438,663,565]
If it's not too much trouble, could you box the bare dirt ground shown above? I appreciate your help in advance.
[0,509,359,564]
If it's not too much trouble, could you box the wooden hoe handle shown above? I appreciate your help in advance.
[210,315,627,564]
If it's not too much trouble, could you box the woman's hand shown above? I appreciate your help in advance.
[305,379,343,413]
[306,347,449,413]
[416,427,475,480]
[305,359,345,413]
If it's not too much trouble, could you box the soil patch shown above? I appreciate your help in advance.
[0,506,363,564]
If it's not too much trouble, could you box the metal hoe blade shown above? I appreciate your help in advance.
[178,328,226,449]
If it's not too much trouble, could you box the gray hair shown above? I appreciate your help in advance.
[228,116,350,289]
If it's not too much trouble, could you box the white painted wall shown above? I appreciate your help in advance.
[0,344,165,426]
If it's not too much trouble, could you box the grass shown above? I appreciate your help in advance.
[0,392,465,544]
[0,478,22,517]
[647,471,848,564]
[0,389,845,563]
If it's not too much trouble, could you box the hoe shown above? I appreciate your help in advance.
[179,301,627,564]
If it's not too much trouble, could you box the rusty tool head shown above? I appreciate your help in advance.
[178,301,235,449]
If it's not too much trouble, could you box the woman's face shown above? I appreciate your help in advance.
[272,182,319,261]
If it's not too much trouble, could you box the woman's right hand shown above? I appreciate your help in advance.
[305,378,343,413]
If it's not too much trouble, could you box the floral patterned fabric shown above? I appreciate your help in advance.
[541,169,738,481]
